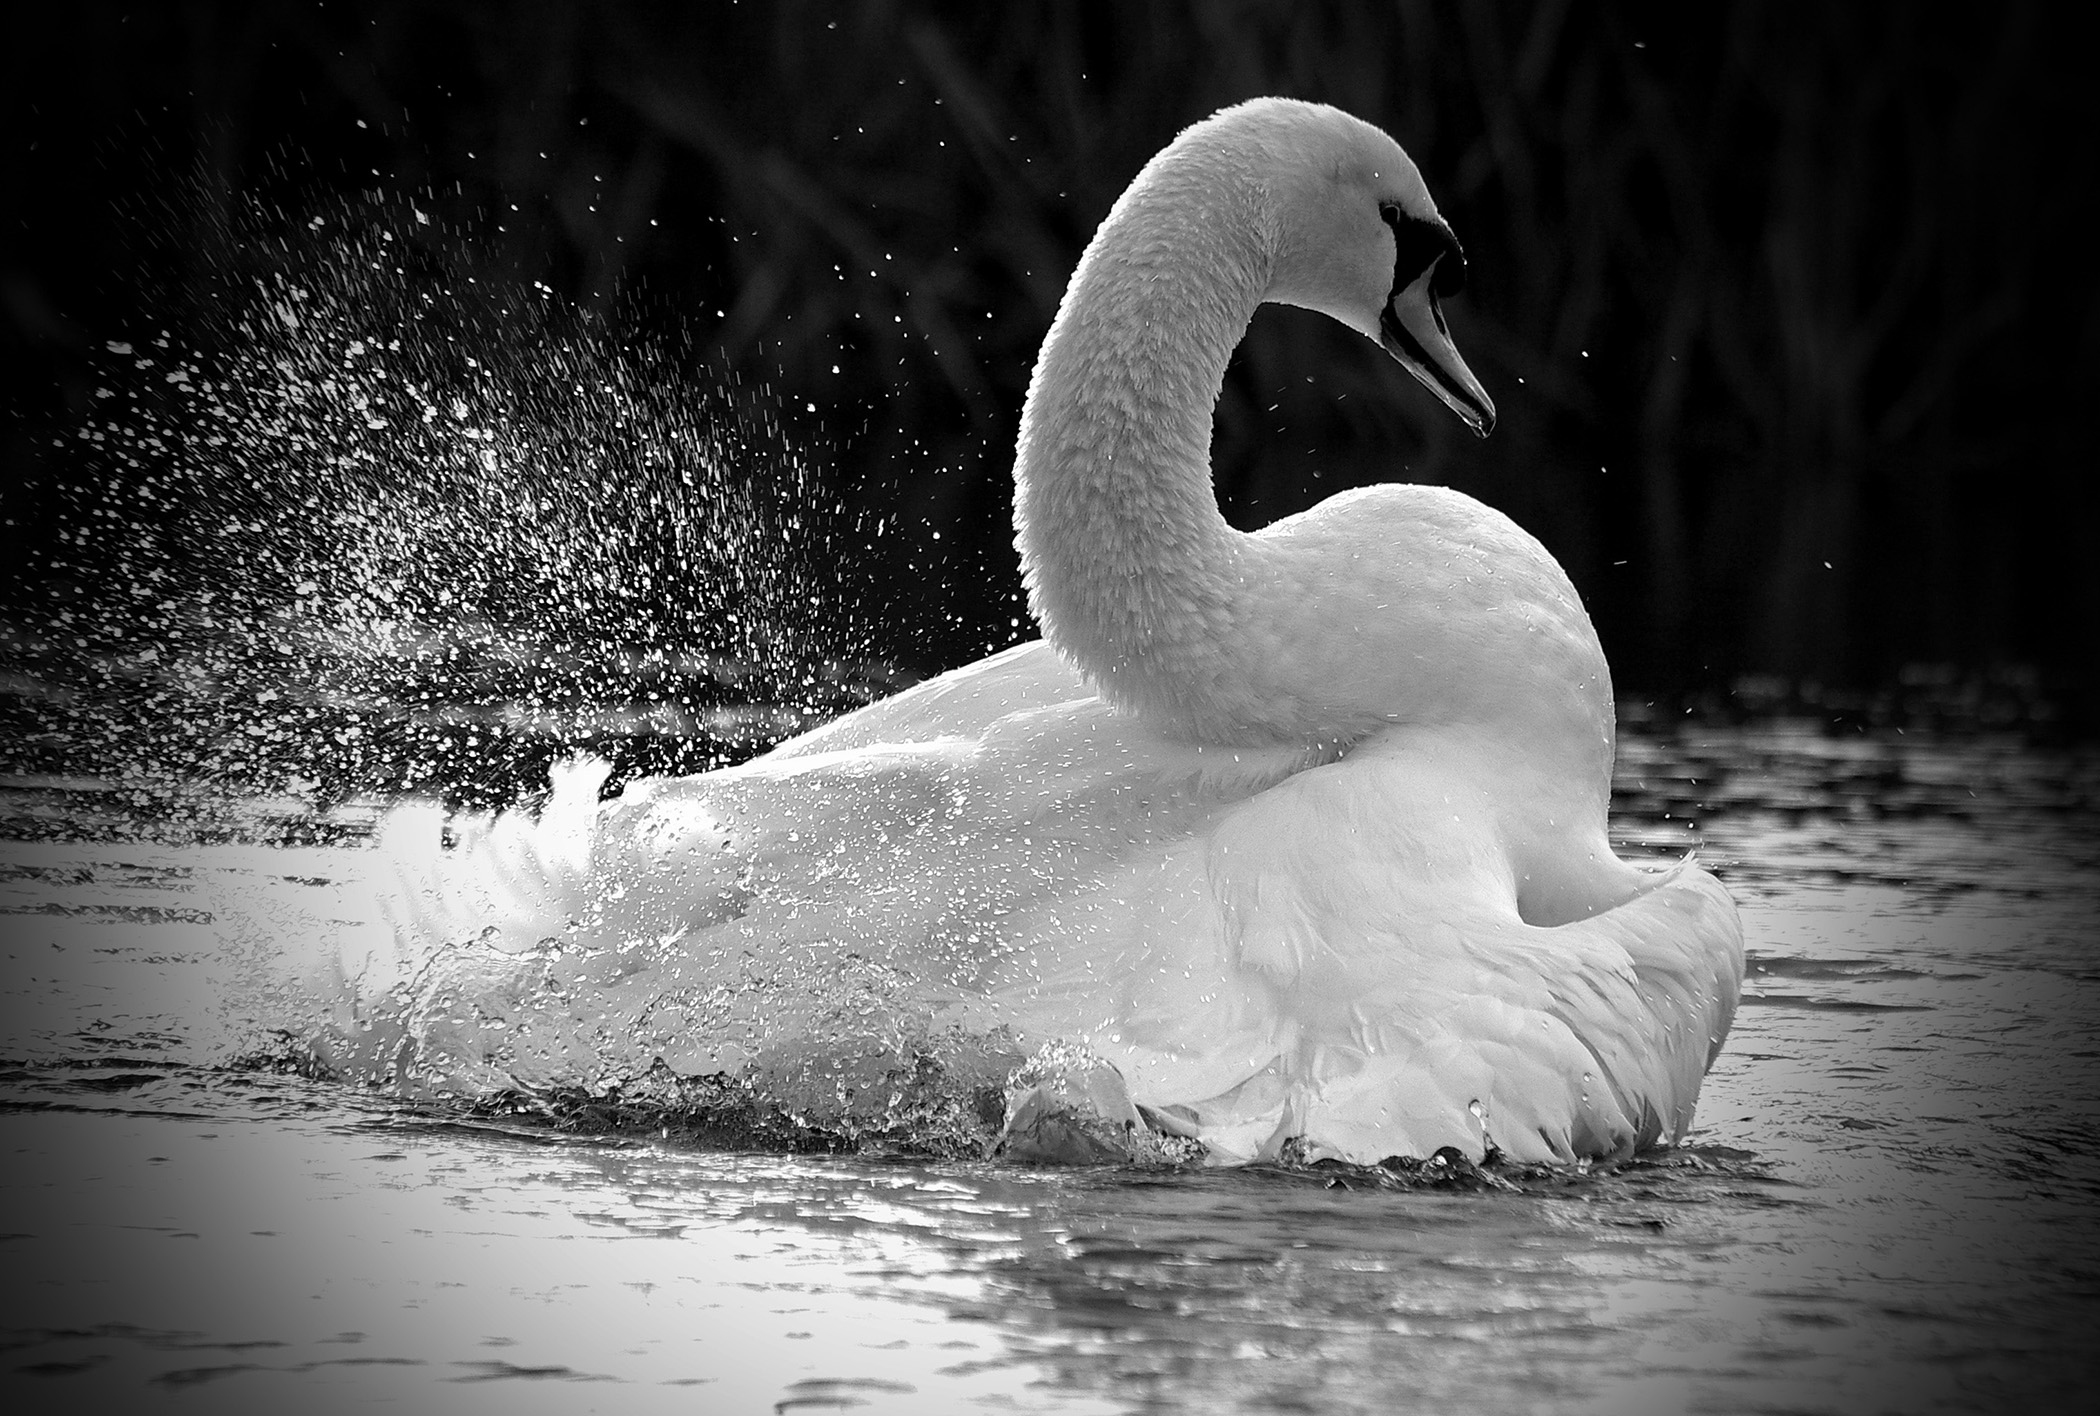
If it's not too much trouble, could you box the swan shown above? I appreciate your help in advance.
[354,96,1742,1169]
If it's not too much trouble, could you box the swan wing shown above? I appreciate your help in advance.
[765,639,1088,760]
[1014,736,1744,1166]
[359,696,1302,1094]
[359,702,1741,1166]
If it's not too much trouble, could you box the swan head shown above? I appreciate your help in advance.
[1219,99,1496,437]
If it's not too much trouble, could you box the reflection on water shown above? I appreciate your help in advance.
[3,721,2097,1412]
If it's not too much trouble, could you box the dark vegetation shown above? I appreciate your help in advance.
[5,1,2094,748]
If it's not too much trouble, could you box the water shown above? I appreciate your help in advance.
[7,190,2097,1413]
[4,723,2096,1414]
[3,186,894,810]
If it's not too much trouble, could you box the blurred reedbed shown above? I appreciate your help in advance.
[4,1,2092,719]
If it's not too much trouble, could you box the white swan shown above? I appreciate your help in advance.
[356,97,1742,1168]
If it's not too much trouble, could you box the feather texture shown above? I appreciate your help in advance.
[366,98,1744,1165]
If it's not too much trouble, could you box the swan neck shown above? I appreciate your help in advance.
[1013,159,1272,734]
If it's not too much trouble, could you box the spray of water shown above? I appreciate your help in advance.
[0,178,1059,1156]
[4,184,896,817]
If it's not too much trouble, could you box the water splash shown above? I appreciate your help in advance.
[0,178,1065,1156]
[4,185,895,813]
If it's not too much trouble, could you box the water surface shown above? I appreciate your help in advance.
[4,721,2095,1413]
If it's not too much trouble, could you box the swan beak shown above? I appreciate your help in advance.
[1379,268,1496,437]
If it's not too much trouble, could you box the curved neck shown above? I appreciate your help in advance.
[1013,152,1273,735]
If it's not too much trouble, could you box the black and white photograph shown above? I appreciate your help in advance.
[2,3,2094,1412]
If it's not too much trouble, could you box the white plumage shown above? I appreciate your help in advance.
[363,97,1743,1167]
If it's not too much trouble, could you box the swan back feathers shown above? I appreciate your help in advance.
[1012,99,1609,768]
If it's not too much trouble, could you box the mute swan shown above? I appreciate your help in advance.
[360,97,1742,1168]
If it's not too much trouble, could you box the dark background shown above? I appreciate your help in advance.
[6,0,2096,733]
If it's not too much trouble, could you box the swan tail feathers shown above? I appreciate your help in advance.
[1538,862,1745,1148]
[358,757,613,996]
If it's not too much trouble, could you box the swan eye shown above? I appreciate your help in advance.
[1380,205,1467,300]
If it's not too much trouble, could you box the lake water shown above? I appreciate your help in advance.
[3,718,2097,1415]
